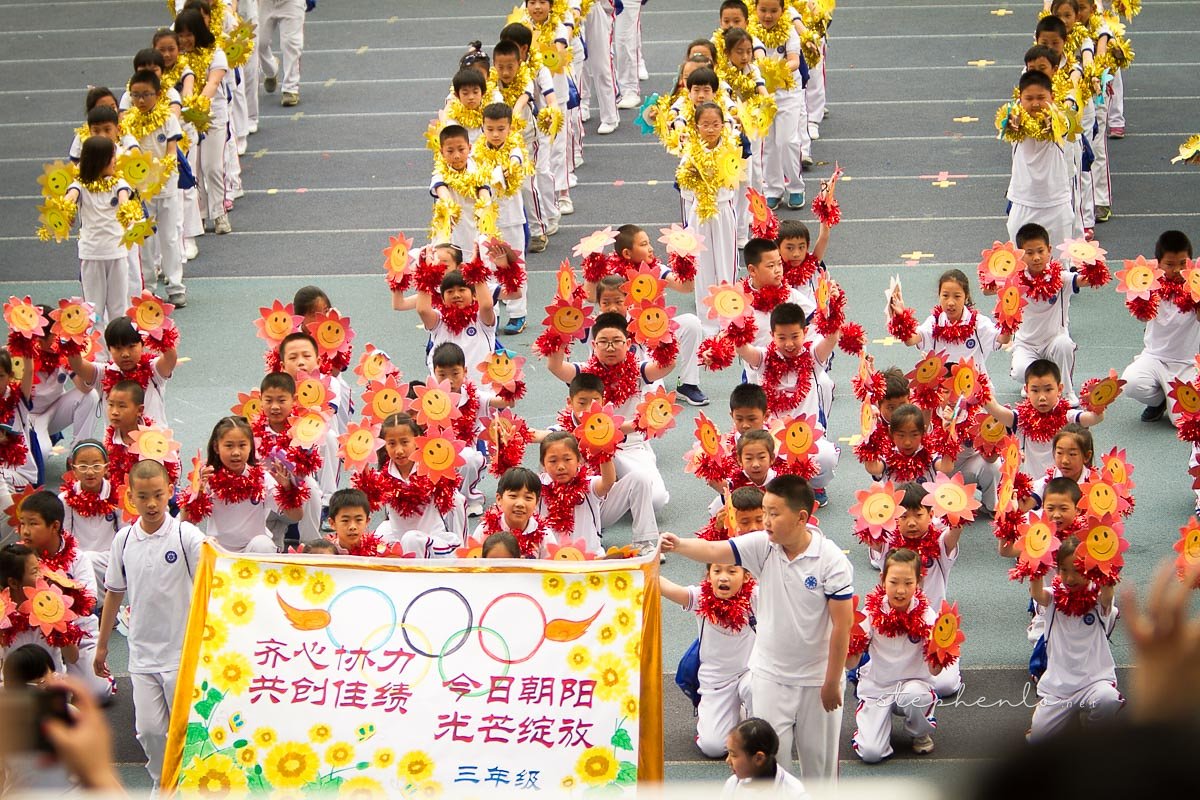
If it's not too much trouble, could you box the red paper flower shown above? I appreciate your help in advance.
[1098,447,1135,489]
[382,232,414,290]
[355,344,400,387]
[635,386,682,440]
[926,600,965,668]
[49,297,94,345]
[1074,514,1129,583]
[19,578,78,636]
[1079,370,1125,413]
[412,431,466,483]
[1114,255,1164,302]
[574,401,626,461]
[623,263,666,304]
[4,296,49,340]
[702,281,751,323]
[977,241,1025,291]
[294,370,334,412]
[1173,517,1200,586]
[774,414,821,462]
[407,379,463,432]
[1013,512,1060,580]
[231,390,263,422]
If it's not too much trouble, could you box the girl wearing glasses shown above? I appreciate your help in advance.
[58,439,119,596]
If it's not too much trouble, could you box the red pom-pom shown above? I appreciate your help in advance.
[1126,295,1159,322]
[494,260,526,294]
[723,316,758,347]
[649,339,678,370]
[582,252,610,284]
[142,324,179,353]
[776,456,819,480]
[813,287,846,335]
[1076,259,1111,288]
[695,516,730,542]
[853,372,887,404]
[811,194,842,227]
[838,322,865,356]
[534,329,569,357]
[1177,413,1200,445]
[182,490,214,522]
[993,509,1022,545]
[887,307,919,342]
[1013,471,1034,500]
[350,467,387,512]
[669,252,697,283]
[459,254,491,287]
[698,336,735,371]
[496,381,527,404]
[488,416,531,477]
[853,425,891,464]
[274,479,310,511]
[414,251,447,295]
[5,332,36,359]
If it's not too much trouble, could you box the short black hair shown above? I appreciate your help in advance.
[482,531,521,557]
[482,102,513,122]
[1015,222,1051,248]
[591,312,629,338]
[729,382,768,413]
[685,67,719,91]
[614,223,645,258]
[439,124,470,147]
[1035,14,1068,41]
[499,22,533,49]
[293,285,331,317]
[1018,70,1053,94]
[568,372,605,397]
[104,317,142,348]
[897,481,929,512]
[129,70,162,94]
[1043,476,1082,504]
[497,466,542,498]
[1156,230,1193,260]
[85,86,116,112]
[77,136,116,184]
[492,39,522,62]
[730,485,764,511]
[763,474,816,514]
[744,237,779,268]
[19,490,65,528]
[133,48,166,71]
[883,367,910,400]
[777,219,810,245]
[2,643,55,685]
[86,105,119,128]
[736,429,775,458]
[110,379,146,406]
[431,342,467,370]
[260,371,296,394]
[439,269,470,293]
[768,302,806,331]
[890,403,926,432]
[1024,358,1061,384]
[329,488,371,519]
[452,67,487,94]
[1023,44,1059,65]
[278,331,319,361]
[719,0,750,19]
[174,8,216,48]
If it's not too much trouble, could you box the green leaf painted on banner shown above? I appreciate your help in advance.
[232,739,248,749]
[246,767,269,793]
[615,761,638,786]
[610,727,634,751]
[356,761,370,770]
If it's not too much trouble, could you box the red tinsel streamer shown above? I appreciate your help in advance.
[746,280,790,314]
[100,355,155,395]
[182,487,214,521]
[669,252,697,283]
[853,423,891,465]
[887,307,919,342]
[725,316,758,347]
[1013,472,1034,502]
[459,254,491,287]
[494,259,525,294]
[775,455,819,480]
[582,252,610,284]
[439,302,481,336]
[1160,276,1198,313]
[1075,259,1110,288]
[253,417,323,479]
[141,324,179,354]
[696,577,757,632]
[993,509,1023,545]
[813,286,846,335]
[581,352,641,407]
[838,322,865,356]
[1050,576,1101,616]
[5,331,37,359]
[811,193,841,227]
[926,424,961,462]
[1020,264,1064,303]
[534,329,569,357]
[698,336,735,371]
[351,465,458,517]
[541,470,591,536]
[783,255,819,288]
[930,307,977,345]
[649,339,678,370]
[35,533,82,581]
[689,449,731,483]
[320,349,352,376]
[1125,295,1159,322]
[695,516,729,542]
[274,479,309,511]
[495,380,527,405]
[61,479,117,520]
[888,525,945,566]
[264,349,283,374]
[761,344,815,417]
[414,253,448,296]
[1016,398,1069,443]
[908,382,942,413]
[883,445,936,483]
[852,372,888,404]
[863,585,930,640]
[480,505,544,558]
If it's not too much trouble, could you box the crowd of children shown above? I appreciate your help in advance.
[3,0,1196,791]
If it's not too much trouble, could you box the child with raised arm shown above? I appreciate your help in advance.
[663,475,854,782]
[661,562,758,757]
[985,359,1104,477]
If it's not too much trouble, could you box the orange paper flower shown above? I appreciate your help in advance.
[921,472,982,526]
[254,299,301,345]
[339,419,383,473]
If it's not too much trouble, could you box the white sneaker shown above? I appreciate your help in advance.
[545,219,560,236]
[912,735,934,755]
[802,154,814,167]
[568,173,578,188]
[617,94,642,109]
[248,121,259,134]
[183,238,198,261]
[558,196,574,215]
[581,106,591,122]
[808,123,820,140]
[597,121,618,135]
[638,66,649,81]
[214,214,232,235]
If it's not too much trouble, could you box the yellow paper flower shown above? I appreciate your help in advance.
[264,742,320,789]
[179,753,247,796]
[282,564,306,585]
[430,196,461,242]
[564,580,588,607]
[567,645,591,671]
[537,106,564,139]
[35,196,77,243]
[338,776,385,798]
[37,160,77,198]
[613,606,637,634]
[309,722,332,743]
[222,592,255,625]
[592,653,628,701]
[542,574,566,595]
[212,652,252,695]
[621,694,639,718]
[325,741,355,768]
[397,750,435,785]
[606,571,633,600]
[253,727,278,749]
[303,571,334,604]
[200,617,228,652]
[1172,134,1200,165]
[575,746,618,786]
[372,748,395,769]
[230,559,259,585]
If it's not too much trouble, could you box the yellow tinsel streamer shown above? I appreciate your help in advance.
[36,196,78,243]
[756,56,796,93]
[1111,0,1140,21]
[430,197,462,242]
[182,93,212,133]
[536,106,564,139]
[433,151,487,202]
[471,132,531,199]
[676,129,743,222]
[488,63,533,111]
[116,198,146,229]
[447,99,483,131]
[995,102,1067,145]
[800,29,823,68]
[718,62,761,103]
[121,97,172,142]
[735,93,777,140]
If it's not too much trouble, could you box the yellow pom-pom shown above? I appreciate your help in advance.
[536,106,564,139]
[116,198,146,229]
[182,94,213,133]
[756,56,796,94]
[737,95,776,141]
[430,197,461,242]
[36,195,78,243]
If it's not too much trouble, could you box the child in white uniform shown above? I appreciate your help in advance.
[417,268,497,380]
[664,475,854,782]
[537,431,616,557]
[63,138,133,327]
[0,348,36,545]
[720,718,811,800]
[662,564,758,758]
[70,317,177,429]
[58,440,120,593]
[1028,536,1123,741]
[258,0,306,106]
[752,0,808,210]
[1004,71,1074,248]
[430,125,485,256]
[848,548,944,762]
[96,460,204,789]
[475,101,530,331]
[175,10,232,234]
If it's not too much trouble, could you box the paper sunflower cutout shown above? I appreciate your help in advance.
[382,233,413,284]
[305,309,355,357]
[657,223,706,258]
[908,350,949,388]
[1075,514,1129,580]
[407,379,463,432]
[36,196,76,243]
[945,358,981,403]
[546,538,597,561]
[117,150,168,200]
[412,432,466,483]
[921,472,982,526]
[230,390,262,422]
[185,452,204,498]
[540,295,594,341]
[849,482,905,542]
[19,578,78,636]
[254,299,301,345]
[49,297,94,343]
[1079,370,1125,413]
[1099,447,1135,489]
[1016,512,1060,576]
[775,414,821,462]
[1173,517,1200,585]
[1169,377,1200,417]
[994,282,1026,331]
[4,485,38,532]
[4,296,48,339]
[354,344,399,387]
[1078,475,1130,518]
[127,423,181,465]
[1170,133,1200,165]
[339,419,383,473]
[555,259,580,301]
[121,216,156,249]
[1114,255,1163,302]
[361,376,408,424]
[477,350,526,394]
[287,409,330,449]
[693,413,723,458]
[574,401,626,460]
[1057,237,1107,270]
[627,298,677,348]
[37,160,76,198]
[126,291,174,337]
[1181,261,1200,303]
[455,535,486,559]
[571,226,617,259]
[635,386,682,440]
[623,264,666,305]
[977,241,1024,290]
[926,600,965,668]
[702,281,750,322]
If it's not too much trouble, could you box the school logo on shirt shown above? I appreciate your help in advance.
[804,575,819,590]
[165,550,178,564]
[908,634,923,644]
[1083,612,1096,626]
[466,326,478,337]
[965,338,976,349]
[157,133,167,143]
[110,197,120,207]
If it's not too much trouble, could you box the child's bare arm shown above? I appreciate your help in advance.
[1030,574,1050,607]
[594,459,617,498]
[659,576,692,608]
[545,349,577,384]
[984,398,1016,428]
[736,342,764,369]
[660,532,737,564]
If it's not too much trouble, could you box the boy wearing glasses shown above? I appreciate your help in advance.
[546,312,676,553]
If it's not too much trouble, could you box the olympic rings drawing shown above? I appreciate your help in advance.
[325,585,397,651]
[402,586,473,657]
[437,625,510,697]
[478,592,548,664]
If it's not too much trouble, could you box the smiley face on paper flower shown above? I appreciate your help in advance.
[778,415,817,459]
[556,261,578,300]
[38,161,75,197]
[632,303,671,344]
[1170,379,1200,415]
[38,202,73,242]
[362,378,406,423]
[694,414,721,457]
[1079,518,1126,572]
[52,298,92,339]
[306,310,353,355]
[290,411,329,448]
[949,361,977,400]
[930,602,964,654]
[624,266,663,304]
[409,381,461,429]
[1101,449,1132,486]
[551,303,588,337]
[479,351,524,390]
[636,388,680,436]
[128,425,180,464]
[19,579,77,635]
[999,284,1024,318]
[1021,517,1056,562]
[746,190,770,224]
[703,283,747,321]
[578,405,620,452]
[121,218,155,249]
[339,422,381,470]
[1083,372,1124,410]
[1175,519,1200,567]
[128,292,168,332]
[231,390,263,422]
[1059,237,1106,268]
[850,483,904,539]
[1082,479,1119,517]
[414,433,464,481]
[1115,256,1163,301]
[118,150,154,186]
[356,347,394,386]
[255,300,300,343]
[657,223,705,257]
[976,414,1006,445]
[911,352,946,386]
[4,297,45,337]
[294,373,329,410]
[980,241,1021,283]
